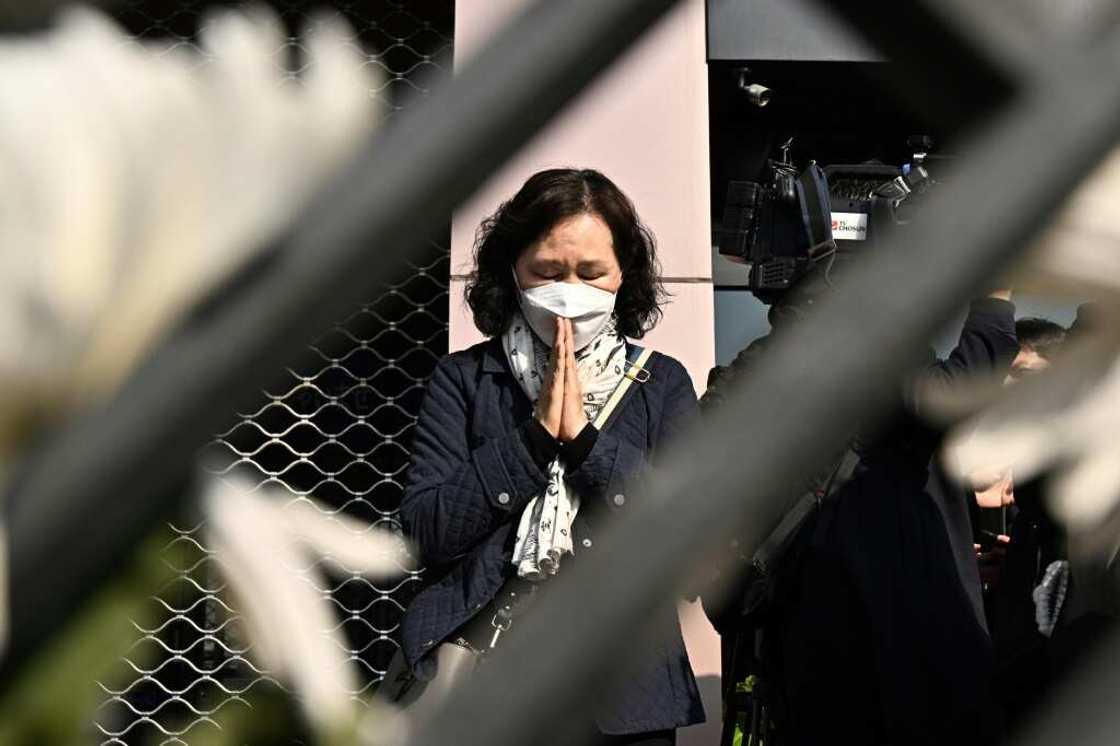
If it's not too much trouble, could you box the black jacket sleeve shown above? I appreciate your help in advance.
[910,297,1019,417]
[700,335,771,413]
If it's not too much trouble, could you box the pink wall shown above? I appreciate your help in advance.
[449,2,720,743]
[450,0,715,393]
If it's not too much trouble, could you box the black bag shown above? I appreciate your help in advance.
[716,448,861,746]
[734,447,860,624]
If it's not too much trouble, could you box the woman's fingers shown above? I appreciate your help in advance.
[536,317,566,438]
[554,321,567,368]
[559,319,570,385]
[540,317,589,442]
[555,319,568,409]
[559,319,587,441]
[547,319,561,381]
[564,319,579,392]
[553,317,566,394]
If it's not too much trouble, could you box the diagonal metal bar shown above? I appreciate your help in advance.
[411,18,1120,746]
[814,0,1032,130]
[0,0,127,31]
[0,0,682,679]
[824,0,1041,74]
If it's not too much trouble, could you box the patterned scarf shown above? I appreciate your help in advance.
[502,309,627,580]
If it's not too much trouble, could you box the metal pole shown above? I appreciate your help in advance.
[811,0,1031,130]
[411,20,1120,746]
[0,1,124,31]
[1,0,682,677]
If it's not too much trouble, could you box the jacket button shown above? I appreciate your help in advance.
[582,538,593,548]
[424,639,435,648]
[497,492,510,505]
[612,493,625,507]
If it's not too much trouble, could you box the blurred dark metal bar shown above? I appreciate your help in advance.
[0,1,125,31]
[412,12,1120,746]
[819,0,1032,130]
[831,0,1039,74]
[1,0,682,677]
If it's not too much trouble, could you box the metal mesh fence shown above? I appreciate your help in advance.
[94,2,453,743]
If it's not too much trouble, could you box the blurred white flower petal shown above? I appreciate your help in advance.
[945,303,1120,549]
[948,419,1058,485]
[204,477,406,733]
[1008,146,1120,297]
[1051,442,1120,532]
[281,498,414,576]
[0,5,381,448]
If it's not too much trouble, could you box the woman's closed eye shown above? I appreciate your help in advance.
[528,262,566,281]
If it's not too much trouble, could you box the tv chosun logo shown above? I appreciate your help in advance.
[831,212,868,241]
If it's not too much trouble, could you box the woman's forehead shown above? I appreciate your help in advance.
[525,214,614,261]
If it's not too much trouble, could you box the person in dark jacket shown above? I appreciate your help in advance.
[1044,303,1120,661]
[704,263,1018,745]
[398,168,705,745]
[964,316,1066,739]
[970,311,1120,739]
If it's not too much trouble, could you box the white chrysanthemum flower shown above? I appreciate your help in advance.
[203,477,410,735]
[0,1,383,707]
[0,5,380,431]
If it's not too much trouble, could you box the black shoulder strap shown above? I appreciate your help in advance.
[750,446,860,577]
[821,447,861,502]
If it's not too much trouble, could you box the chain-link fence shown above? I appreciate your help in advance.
[93,2,453,743]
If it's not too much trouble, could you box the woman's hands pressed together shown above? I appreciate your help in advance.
[535,317,588,442]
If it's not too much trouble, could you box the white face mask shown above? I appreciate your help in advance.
[514,272,618,350]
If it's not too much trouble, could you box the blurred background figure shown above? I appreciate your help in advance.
[969,310,1120,740]
[968,316,1067,737]
[971,317,1068,516]
[703,130,1019,744]
[771,289,1016,746]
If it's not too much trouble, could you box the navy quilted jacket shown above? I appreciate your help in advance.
[399,337,706,734]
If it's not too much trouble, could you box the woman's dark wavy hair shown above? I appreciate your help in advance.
[465,168,666,339]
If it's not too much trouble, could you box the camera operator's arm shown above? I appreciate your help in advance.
[700,335,771,413]
[910,291,1018,417]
